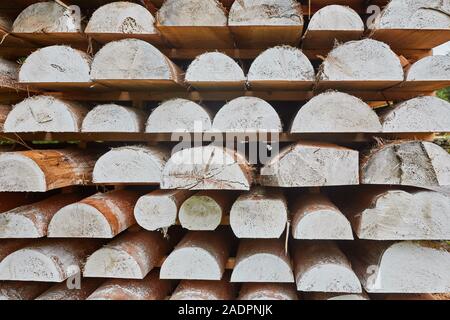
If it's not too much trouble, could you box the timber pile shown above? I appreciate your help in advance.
[0,0,449,301]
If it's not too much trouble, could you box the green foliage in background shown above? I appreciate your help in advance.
[437,87,450,102]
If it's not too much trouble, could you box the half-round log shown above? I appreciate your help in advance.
[4,95,88,133]
[230,187,287,239]
[238,283,298,300]
[91,39,183,85]
[82,104,146,132]
[290,91,382,133]
[19,46,91,83]
[170,278,235,300]
[349,241,450,293]
[291,193,353,240]
[93,146,169,184]
[134,190,194,231]
[260,142,359,187]
[231,239,294,283]
[179,191,235,231]
[0,282,50,300]
[160,231,231,280]
[157,0,228,26]
[380,96,450,132]
[228,0,303,26]
[307,5,364,31]
[161,145,253,190]
[293,241,362,293]
[145,99,212,133]
[35,279,103,300]
[0,193,81,238]
[12,2,82,33]
[86,2,156,34]
[185,52,246,89]
[318,39,404,81]
[212,97,282,132]
[48,190,141,238]
[84,229,171,279]
[87,271,173,300]
[0,105,10,131]
[361,141,450,187]
[247,46,315,89]
[0,239,100,282]
[338,187,450,240]
[406,55,450,81]
[0,149,97,192]
[371,0,450,29]
[0,57,20,91]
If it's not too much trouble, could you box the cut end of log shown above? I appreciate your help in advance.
[82,104,146,133]
[161,145,252,190]
[86,2,156,34]
[145,99,212,133]
[171,279,235,300]
[407,55,450,81]
[93,146,169,184]
[238,283,298,300]
[260,142,359,187]
[212,97,282,132]
[36,278,103,300]
[380,96,450,132]
[91,39,180,82]
[319,39,404,81]
[291,91,382,133]
[179,192,225,231]
[229,0,303,26]
[230,188,287,239]
[186,52,245,82]
[291,193,354,240]
[247,46,315,82]
[307,5,364,31]
[0,152,46,192]
[361,141,450,187]
[12,2,82,33]
[5,95,88,133]
[19,46,91,83]
[231,239,294,283]
[157,0,227,26]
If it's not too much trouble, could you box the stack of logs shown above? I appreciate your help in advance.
[0,0,449,300]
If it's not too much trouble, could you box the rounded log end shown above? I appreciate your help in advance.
[293,210,354,240]
[0,153,46,192]
[231,254,294,283]
[186,52,245,82]
[160,247,223,280]
[134,194,178,231]
[238,283,298,300]
[48,203,114,238]
[157,0,227,26]
[407,55,450,81]
[82,104,144,133]
[179,195,222,231]
[0,214,41,238]
[308,5,364,31]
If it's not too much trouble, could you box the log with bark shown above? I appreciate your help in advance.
[161,145,253,190]
[0,149,98,192]
[260,142,359,187]
[212,97,282,132]
[84,228,173,279]
[82,104,147,133]
[35,279,103,300]
[170,278,235,300]
[186,52,246,90]
[334,186,450,240]
[4,96,88,133]
[0,193,82,238]
[179,191,236,231]
[90,39,184,90]
[230,187,287,239]
[291,193,353,240]
[145,99,212,133]
[0,239,101,282]
[379,96,450,132]
[238,283,298,300]
[0,105,10,131]
[360,141,450,187]
[247,46,315,90]
[160,230,232,280]
[290,91,382,133]
[134,189,194,231]
[0,57,20,92]
[304,292,369,300]
[347,241,450,293]
[293,241,362,293]
[48,190,141,238]
[87,271,173,300]
[231,239,294,283]
[93,146,169,184]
